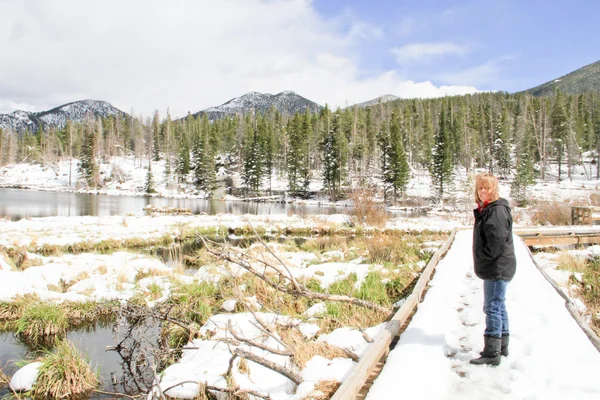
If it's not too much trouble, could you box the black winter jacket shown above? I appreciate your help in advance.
[472,197,516,281]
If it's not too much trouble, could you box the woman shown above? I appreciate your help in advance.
[470,172,516,366]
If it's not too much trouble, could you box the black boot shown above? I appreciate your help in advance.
[480,334,509,357]
[500,334,509,357]
[470,336,501,366]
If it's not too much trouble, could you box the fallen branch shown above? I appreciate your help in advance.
[232,348,303,385]
[227,320,292,356]
[201,236,391,314]
[162,380,272,400]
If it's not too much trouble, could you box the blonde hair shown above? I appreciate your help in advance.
[474,172,500,204]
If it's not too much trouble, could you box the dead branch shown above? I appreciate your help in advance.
[233,284,291,351]
[226,354,238,378]
[201,236,391,314]
[232,348,303,385]
[244,217,303,292]
[227,320,292,356]
[162,380,272,400]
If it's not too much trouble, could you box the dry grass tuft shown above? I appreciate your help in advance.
[308,380,342,400]
[97,265,108,275]
[557,252,587,273]
[280,328,351,368]
[349,186,387,228]
[530,200,572,226]
[15,302,68,343]
[0,294,39,320]
[0,369,9,387]
[238,357,250,375]
[32,339,99,398]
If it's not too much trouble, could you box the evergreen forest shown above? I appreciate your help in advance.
[1,90,599,204]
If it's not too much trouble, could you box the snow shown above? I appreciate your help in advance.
[10,361,42,392]
[366,230,600,400]
[2,158,600,398]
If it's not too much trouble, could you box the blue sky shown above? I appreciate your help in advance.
[313,0,600,92]
[1,0,598,118]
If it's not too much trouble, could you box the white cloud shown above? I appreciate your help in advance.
[438,61,500,87]
[392,42,470,64]
[0,0,480,118]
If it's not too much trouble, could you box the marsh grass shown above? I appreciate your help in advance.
[15,303,68,343]
[62,300,120,326]
[572,257,600,335]
[557,252,587,273]
[31,339,99,399]
[310,380,342,400]
[168,282,220,325]
[360,234,423,265]
[280,328,351,368]
[321,302,388,332]
[0,294,40,320]
[147,282,163,300]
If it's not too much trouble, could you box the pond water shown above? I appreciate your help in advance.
[0,321,159,398]
[0,188,359,221]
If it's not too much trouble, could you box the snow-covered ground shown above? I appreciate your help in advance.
[2,213,600,398]
[366,230,600,400]
[2,156,600,398]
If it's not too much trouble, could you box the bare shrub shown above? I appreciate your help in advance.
[530,200,572,226]
[349,186,387,228]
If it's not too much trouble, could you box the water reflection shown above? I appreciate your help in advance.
[0,188,347,221]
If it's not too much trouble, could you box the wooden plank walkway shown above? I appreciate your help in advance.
[333,227,600,399]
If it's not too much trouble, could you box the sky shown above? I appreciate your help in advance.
[1,0,599,119]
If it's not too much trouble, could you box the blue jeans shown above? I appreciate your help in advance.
[483,279,509,338]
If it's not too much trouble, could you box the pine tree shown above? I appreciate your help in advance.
[79,115,99,189]
[286,113,308,194]
[242,120,264,193]
[175,138,190,183]
[430,102,454,200]
[322,112,347,201]
[511,101,536,204]
[152,111,161,161]
[145,162,157,194]
[192,128,215,194]
[551,90,568,181]
[493,106,511,177]
[381,112,410,200]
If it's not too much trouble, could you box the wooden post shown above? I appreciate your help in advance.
[572,206,593,225]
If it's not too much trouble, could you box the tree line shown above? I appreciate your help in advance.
[0,90,599,203]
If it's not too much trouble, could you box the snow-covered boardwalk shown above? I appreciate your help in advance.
[366,230,600,400]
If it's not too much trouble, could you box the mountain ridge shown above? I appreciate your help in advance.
[193,90,323,120]
[0,99,127,133]
[522,59,600,96]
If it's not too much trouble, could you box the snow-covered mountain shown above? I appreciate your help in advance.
[0,100,127,133]
[195,90,323,120]
[349,94,400,108]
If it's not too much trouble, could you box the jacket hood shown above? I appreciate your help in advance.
[489,197,510,209]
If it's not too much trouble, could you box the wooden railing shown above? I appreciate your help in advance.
[331,228,457,400]
[515,227,600,246]
[571,206,600,225]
